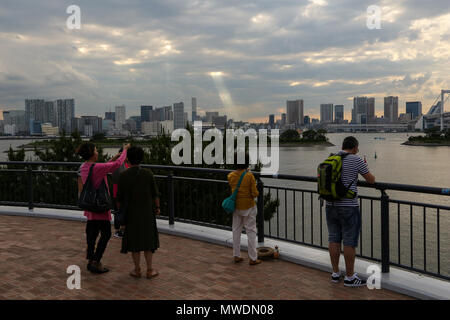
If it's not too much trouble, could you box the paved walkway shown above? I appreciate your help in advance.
[0,215,412,300]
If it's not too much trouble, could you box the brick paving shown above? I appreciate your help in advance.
[0,215,412,300]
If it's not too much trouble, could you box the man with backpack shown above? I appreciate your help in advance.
[318,136,375,287]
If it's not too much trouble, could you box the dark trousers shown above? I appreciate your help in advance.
[86,220,111,262]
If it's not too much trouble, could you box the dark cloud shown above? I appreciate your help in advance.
[0,0,449,119]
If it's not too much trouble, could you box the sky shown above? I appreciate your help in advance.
[0,0,449,122]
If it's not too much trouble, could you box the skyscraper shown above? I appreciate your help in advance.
[320,104,333,123]
[173,102,185,130]
[384,96,399,123]
[406,101,422,120]
[130,116,142,132]
[82,116,103,135]
[281,113,287,126]
[192,97,197,122]
[3,110,26,134]
[105,111,115,121]
[286,100,304,125]
[25,99,45,133]
[56,99,75,133]
[140,105,153,122]
[334,105,344,123]
[367,98,375,123]
[269,114,275,127]
[304,115,310,125]
[352,97,375,124]
[44,101,57,126]
[115,105,126,130]
[205,111,219,123]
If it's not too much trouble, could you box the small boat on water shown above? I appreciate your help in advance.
[374,137,386,140]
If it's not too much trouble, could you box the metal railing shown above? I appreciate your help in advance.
[1,161,449,281]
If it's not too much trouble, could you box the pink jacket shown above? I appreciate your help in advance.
[80,150,127,221]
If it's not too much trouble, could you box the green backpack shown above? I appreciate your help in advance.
[317,153,357,201]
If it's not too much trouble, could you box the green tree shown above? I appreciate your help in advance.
[444,128,450,140]
[280,129,300,142]
[7,146,25,162]
[302,129,317,140]
[424,127,441,139]
[91,132,106,142]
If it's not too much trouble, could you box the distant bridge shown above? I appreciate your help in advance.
[325,123,409,132]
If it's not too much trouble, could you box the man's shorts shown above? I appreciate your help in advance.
[326,205,361,247]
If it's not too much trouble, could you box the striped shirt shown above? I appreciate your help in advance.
[326,151,369,207]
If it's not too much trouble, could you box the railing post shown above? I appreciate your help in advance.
[27,166,34,210]
[257,178,264,243]
[167,172,175,226]
[380,190,390,273]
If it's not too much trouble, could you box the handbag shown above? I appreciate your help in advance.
[116,167,140,226]
[222,170,247,214]
[78,163,113,213]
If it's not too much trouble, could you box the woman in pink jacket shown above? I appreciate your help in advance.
[77,142,130,273]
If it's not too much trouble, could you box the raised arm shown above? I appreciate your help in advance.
[94,146,129,178]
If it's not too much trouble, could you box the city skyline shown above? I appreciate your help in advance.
[0,1,449,122]
[0,93,434,124]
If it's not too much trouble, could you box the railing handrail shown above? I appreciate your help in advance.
[1,161,450,197]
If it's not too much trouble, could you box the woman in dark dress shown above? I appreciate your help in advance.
[116,146,160,279]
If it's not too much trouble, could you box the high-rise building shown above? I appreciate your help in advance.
[44,101,57,126]
[3,110,26,134]
[304,115,310,125]
[281,113,287,126]
[205,111,219,123]
[124,119,137,133]
[173,102,185,130]
[320,104,333,123]
[406,101,422,120]
[192,97,197,122]
[334,105,344,123]
[384,96,399,123]
[25,99,45,133]
[130,116,142,132]
[352,97,375,124]
[286,100,304,125]
[82,116,103,134]
[72,118,85,134]
[56,99,75,133]
[115,105,126,130]
[29,120,42,135]
[44,101,58,126]
[102,119,114,133]
[140,105,153,122]
[213,115,227,129]
[269,114,275,127]
[105,111,115,121]
[368,98,375,123]
[150,106,172,122]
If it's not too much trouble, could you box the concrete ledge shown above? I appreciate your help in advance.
[1,206,449,300]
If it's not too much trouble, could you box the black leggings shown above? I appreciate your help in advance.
[86,220,111,262]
